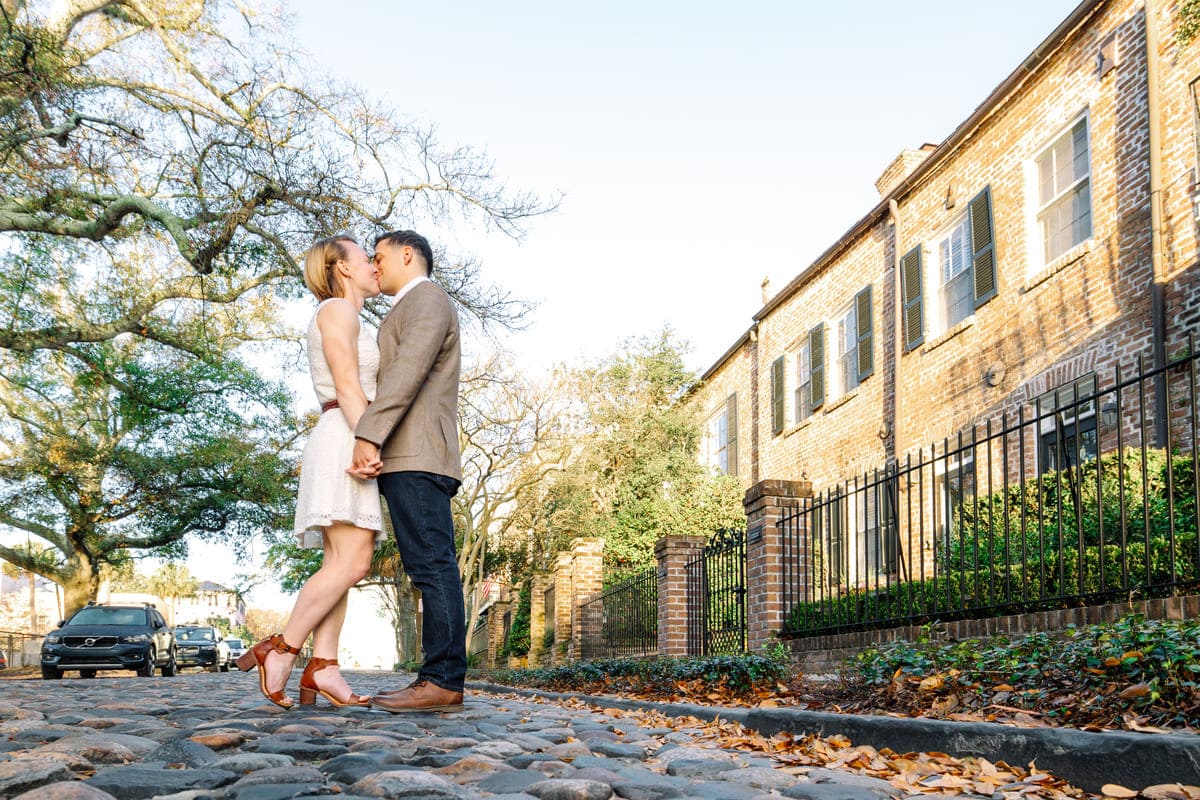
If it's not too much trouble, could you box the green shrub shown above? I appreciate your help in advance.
[502,580,532,658]
[486,653,788,699]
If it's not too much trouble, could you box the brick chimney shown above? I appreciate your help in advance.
[874,143,938,198]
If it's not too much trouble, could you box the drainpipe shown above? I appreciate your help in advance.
[888,199,903,464]
[1145,0,1168,447]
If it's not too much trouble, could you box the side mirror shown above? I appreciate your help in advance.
[57,620,65,628]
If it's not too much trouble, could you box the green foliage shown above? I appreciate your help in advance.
[1180,0,1200,46]
[486,653,789,699]
[789,449,1199,633]
[502,580,532,658]
[851,615,1200,725]
[502,330,745,584]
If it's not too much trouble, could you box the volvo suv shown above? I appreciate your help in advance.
[173,626,231,672]
[40,603,178,679]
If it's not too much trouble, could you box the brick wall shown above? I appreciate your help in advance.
[686,0,1200,632]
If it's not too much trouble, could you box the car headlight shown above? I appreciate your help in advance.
[45,633,61,644]
[120,634,150,643]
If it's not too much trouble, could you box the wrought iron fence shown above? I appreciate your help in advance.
[686,529,747,655]
[782,343,1199,637]
[579,565,657,659]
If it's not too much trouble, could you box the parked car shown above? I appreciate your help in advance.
[0,649,7,670]
[225,637,246,663]
[41,602,177,679]
[173,626,231,672]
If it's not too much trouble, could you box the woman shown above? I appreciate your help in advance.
[236,235,383,708]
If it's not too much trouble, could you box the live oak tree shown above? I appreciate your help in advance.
[0,0,551,612]
[0,240,297,615]
[0,0,550,339]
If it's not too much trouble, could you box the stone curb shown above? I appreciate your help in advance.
[467,681,1200,792]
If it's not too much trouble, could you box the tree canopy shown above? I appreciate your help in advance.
[500,331,746,583]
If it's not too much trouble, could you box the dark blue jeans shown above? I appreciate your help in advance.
[377,471,466,692]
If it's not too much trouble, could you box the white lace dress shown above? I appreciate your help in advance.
[292,298,385,549]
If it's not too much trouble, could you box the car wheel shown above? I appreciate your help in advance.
[161,648,178,677]
[41,666,62,680]
[137,647,156,677]
[80,669,97,679]
[219,657,230,673]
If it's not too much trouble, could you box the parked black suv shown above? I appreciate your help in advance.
[41,602,178,679]
[173,626,231,672]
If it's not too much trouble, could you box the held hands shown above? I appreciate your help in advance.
[348,438,383,479]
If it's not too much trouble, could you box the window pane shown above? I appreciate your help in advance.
[1038,151,1054,205]
[1072,181,1092,243]
[1072,119,1089,180]
[944,269,973,328]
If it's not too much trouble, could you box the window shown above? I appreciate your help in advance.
[703,394,738,476]
[1037,374,1098,474]
[794,342,814,424]
[865,475,900,577]
[833,287,873,398]
[936,215,975,331]
[903,187,997,346]
[1036,116,1092,264]
[935,450,976,568]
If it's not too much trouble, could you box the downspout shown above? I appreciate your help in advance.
[1145,0,1168,447]
[888,199,903,464]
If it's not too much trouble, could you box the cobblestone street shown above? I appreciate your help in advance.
[0,670,907,800]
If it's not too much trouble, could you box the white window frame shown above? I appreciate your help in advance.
[1036,374,1098,474]
[703,405,731,475]
[834,302,860,399]
[934,450,976,553]
[930,215,975,337]
[793,341,814,425]
[1032,112,1093,270]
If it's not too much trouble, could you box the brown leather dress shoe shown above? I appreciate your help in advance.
[371,679,464,713]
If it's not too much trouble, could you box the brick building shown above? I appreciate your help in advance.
[690,0,1200,584]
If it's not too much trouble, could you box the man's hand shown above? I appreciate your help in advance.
[349,438,383,479]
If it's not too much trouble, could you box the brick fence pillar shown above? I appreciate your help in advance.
[552,552,573,664]
[568,538,604,662]
[744,479,812,653]
[487,598,511,668]
[528,572,550,665]
[655,534,707,657]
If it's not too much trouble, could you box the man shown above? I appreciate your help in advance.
[351,230,466,713]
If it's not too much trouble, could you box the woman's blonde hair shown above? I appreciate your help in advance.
[303,235,358,301]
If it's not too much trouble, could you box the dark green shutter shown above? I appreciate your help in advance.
[771,357,784,435]
[808,324,825,410]
[855,285,873,382]
[725,393,738,476]
[900,245,923,350]
[969,186,997,307]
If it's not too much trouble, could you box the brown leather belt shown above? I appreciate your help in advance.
[321,400,339,413]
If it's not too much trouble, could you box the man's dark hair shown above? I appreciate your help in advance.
[376,230,434,276]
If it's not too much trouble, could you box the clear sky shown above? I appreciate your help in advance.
[196,1,1088,607]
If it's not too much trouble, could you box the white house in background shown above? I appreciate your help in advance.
[102,580,246,630]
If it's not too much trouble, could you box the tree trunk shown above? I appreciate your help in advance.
[61,562,100,619]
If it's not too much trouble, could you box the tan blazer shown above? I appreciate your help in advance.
[355,280,462,481]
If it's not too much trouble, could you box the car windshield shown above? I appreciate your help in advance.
[67,607,147,627]
[176,629,215,642]
[226,639,243,648]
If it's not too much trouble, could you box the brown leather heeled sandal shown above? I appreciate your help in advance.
[298,656,371,708]
[236,634,300,709]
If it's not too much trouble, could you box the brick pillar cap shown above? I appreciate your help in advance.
[744,479,812,505]
[654,534,709,557]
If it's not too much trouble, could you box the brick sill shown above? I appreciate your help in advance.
[784,418,815,438]
[1023,239,1092,292]
[823,387,860,413]
[924,315,976,352]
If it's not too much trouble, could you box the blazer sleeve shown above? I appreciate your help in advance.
[355,283,453,446]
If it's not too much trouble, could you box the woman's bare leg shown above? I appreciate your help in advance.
[262,523,375,696]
